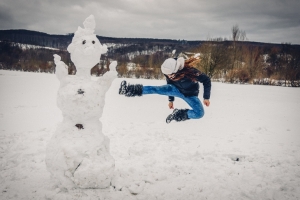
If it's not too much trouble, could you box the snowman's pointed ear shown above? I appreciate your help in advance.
[83,15,96,30]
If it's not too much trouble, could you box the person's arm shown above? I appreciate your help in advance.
[165,75,175,109]
[203,99,210,107]
[197,73,211,107]
[168,101,174,109]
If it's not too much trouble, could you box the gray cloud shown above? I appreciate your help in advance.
[0,0,299,44]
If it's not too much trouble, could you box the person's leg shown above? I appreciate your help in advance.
[119,81,182,97]
[120,81,204,120]
[143,85,204,119]
[142,85,182,97]
[181,96,204,119]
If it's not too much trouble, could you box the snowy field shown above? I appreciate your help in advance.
[0,69,300,200]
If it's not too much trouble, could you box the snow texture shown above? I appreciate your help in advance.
[1,70,300,199]
[1,14,300,197]
[45,15,117,190]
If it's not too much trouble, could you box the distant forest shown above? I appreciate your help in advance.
[0,28,300,86]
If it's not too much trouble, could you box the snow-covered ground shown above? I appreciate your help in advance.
[0,70,299,200]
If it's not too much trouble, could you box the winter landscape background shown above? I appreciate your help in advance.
[1,29,300,86]
[1,0,300,198]
[1,69,299,199]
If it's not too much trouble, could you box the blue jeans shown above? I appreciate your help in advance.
[142,84,204,119]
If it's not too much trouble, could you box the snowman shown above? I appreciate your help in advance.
[45,15,117,189]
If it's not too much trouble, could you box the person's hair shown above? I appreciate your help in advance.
[169,57,201,82]
[184,57,200,68]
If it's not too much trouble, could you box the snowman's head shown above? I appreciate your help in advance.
[67,15,107,68]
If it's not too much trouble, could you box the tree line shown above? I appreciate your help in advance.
[1,27,299,87]
[195,26,300,86]
[0,41,111,76]
[0,42,57,73]
[118,25,300,87]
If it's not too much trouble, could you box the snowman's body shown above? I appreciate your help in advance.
[45,15,116,189]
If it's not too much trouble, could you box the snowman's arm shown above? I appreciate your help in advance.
[98,61,118,86]
[54,54,68,81]
[101,44,108,54]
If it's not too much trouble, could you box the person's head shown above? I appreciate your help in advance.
[161,57,185,75]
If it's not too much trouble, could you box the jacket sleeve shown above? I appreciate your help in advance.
[166,75,175,102]
[197,73,211,99]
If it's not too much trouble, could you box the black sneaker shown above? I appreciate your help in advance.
[166,109,180,123]
[119,80,127,95]
[166,109,189,123]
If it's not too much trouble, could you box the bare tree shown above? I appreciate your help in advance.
[199,39,229,79]
[243,45,264,81]
[231,25,247,69]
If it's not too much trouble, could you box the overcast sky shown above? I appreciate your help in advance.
[1,0,299,44]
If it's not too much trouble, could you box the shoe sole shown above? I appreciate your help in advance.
[166,109,180,124]
[119,80,127,94]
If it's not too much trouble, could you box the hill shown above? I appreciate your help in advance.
[2,29,299,52]
[1,29,300,86]
[0,29,201,50]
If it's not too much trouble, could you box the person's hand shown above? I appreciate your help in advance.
[203,99,210,107]
[168,101,174,109]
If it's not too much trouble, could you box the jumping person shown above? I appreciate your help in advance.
[119,56,211,123]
